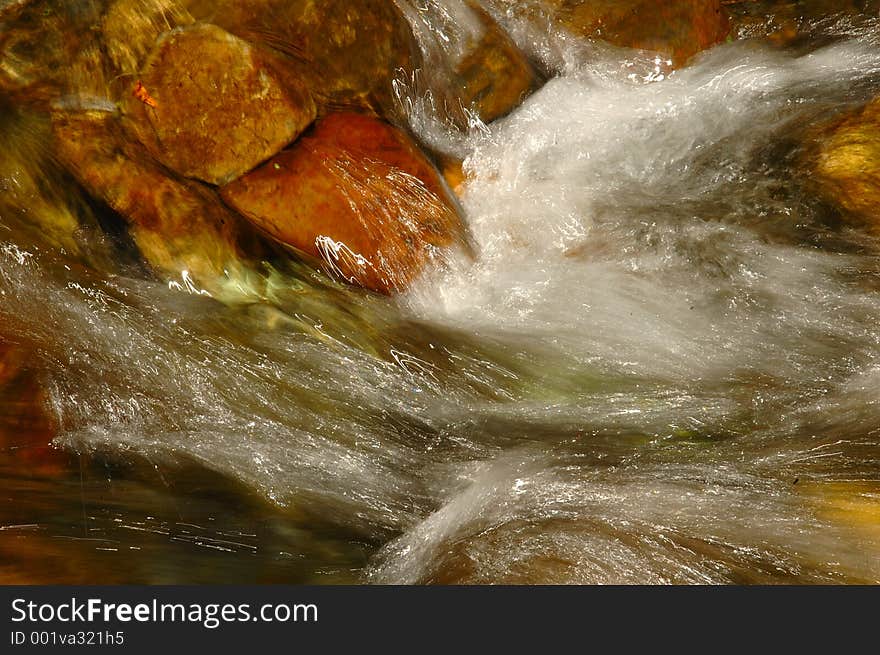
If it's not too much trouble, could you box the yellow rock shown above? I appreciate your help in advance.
[124,23,316,186]
[440,156,468,198]
[101,0,195,74]
[0,0,99,105]
[799,480,880,543]
[807,98,880,228]
[0,103,122,269]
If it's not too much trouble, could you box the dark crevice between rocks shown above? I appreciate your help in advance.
[66,174,154,279]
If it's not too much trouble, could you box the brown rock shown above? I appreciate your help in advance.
[806,98,880,229]
[726,1,880,45]
[0,340,68,479]
[0,0,100,105]
[506,0,730,67]
[184,0,415,115]
[52,110,266,297]
[221,113,466,294]
[400,0,537,126]
[125,23,315,186]
[0,340,27,389]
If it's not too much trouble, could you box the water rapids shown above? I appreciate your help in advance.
[1,3,879,583]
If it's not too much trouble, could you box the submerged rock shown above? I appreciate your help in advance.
[52,110,267,297]
[0,0,102,105]
[807,98,880,229]
[726,0,880,44]
[503,0,730,67]
[0,341,68,479]
[101,0,196,74]
[221,113,466,294]
[0,104,120,269]
[397,0,537,126]
[184,0,414,115]
[125,22,315,186]
[800,481,880,545]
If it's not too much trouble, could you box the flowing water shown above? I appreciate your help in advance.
[2,2,880,584]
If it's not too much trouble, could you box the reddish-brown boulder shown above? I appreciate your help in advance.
[221,113,465,294]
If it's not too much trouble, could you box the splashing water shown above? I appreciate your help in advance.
[2,8,880,583]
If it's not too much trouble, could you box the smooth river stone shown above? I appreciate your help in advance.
[126,23,316,186]
[807,97,880,230]
[221,113,464,295]
[52,110,267,297]
[509,0,730,67]
[184,0,414,115]
[399,0,537,126]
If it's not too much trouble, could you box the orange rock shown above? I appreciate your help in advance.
[125,23,316,186]
[515,0,730,67]
[221,113,465,294]
[440,155,467,197]
[52,110,268,297]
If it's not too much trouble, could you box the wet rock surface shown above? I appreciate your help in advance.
[221,113,465,294]
[806,97,880,230]
[124,22,316,186]
[184,0,415,115]
[52,110,267,295]
[4,0,880,588]
[398,0,537,126]
[0,341,69,480]
[726,0,880,44]
[0,0,102,105]
[101,0,195,74]
[500,0,731,67]
[0,103,121,269]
